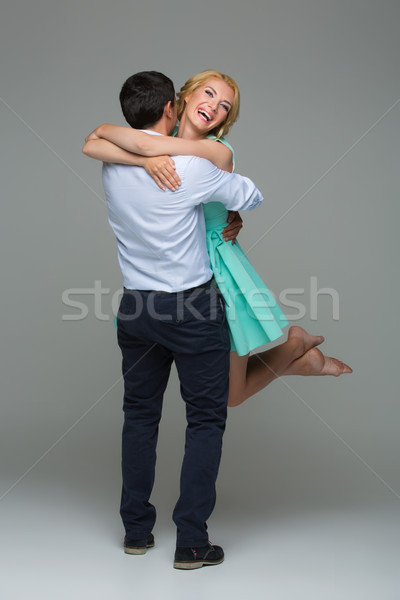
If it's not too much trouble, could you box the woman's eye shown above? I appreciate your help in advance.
[205,89,213,97]
[221,104,229,112]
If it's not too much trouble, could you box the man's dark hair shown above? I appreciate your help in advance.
[119,71,175,129]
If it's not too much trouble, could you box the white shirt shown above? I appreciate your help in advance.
[102,132,263,292]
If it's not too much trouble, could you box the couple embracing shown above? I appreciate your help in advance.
[83,69,351,570]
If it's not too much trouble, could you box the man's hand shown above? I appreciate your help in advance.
[222,211,243,244]
[144,156,181,191]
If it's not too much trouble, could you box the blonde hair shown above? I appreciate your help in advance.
[176,69,240,139]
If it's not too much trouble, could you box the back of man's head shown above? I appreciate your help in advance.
[120,71,176,129]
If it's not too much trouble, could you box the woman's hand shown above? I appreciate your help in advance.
[143,156,181,191]
[222,211,243,244]
[85,129,100,142]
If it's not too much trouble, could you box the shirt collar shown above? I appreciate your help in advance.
[139,129,164,136]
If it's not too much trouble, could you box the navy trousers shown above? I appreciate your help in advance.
[116,280,230,547]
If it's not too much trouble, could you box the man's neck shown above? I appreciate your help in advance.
[146,118,171,135]
[145,123,169,136]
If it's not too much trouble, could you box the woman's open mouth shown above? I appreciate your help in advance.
[197,109,213,123]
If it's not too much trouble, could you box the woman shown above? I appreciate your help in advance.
[83,70,352,406]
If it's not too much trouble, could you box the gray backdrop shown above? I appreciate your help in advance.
[1,1,399,598]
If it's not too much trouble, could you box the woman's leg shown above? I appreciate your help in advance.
[227,326,352,407]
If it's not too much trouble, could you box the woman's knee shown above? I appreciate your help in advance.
[227,389,245,407]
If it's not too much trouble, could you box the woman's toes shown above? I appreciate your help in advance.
[322,356,352,376]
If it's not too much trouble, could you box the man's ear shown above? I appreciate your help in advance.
[164,100,175,119]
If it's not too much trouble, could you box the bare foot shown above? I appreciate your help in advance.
[287,326,325,356]
[285,347,353,377]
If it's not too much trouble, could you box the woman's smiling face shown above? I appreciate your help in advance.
[183,78,235,135]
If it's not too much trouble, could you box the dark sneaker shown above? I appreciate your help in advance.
[174,542,224,570]
[124,533,155,555]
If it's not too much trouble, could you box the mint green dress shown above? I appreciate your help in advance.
[203,136,288,356]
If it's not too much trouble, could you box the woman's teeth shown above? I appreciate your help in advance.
[198,109,211,122]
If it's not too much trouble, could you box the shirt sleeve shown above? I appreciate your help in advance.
[182,156,263,211]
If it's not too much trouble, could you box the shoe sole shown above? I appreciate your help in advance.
[173,556,224,570]
[124,541,155,555]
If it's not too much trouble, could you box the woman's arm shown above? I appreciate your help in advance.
[82,139,147,165]
[89,124,234,172]
[82,139,181,191]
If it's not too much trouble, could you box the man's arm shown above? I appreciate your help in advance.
[183,157,263,212]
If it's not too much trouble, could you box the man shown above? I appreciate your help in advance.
[83,71,263,569]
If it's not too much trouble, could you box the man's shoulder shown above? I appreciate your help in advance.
[101,162,147,190]
[102,161,136,170]
[102,161,141,178]
[173,155,217,175]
